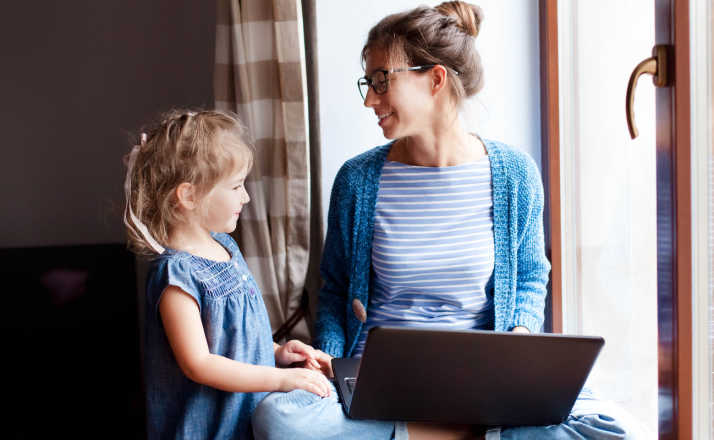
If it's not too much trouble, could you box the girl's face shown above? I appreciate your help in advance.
[362,49,435,140]
[197,167,250,234]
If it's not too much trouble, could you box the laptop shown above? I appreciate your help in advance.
[332,326,604,427]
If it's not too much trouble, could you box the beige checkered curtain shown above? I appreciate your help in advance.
[214,0,321,341]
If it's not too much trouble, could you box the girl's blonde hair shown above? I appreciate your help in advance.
[124,109,253,256]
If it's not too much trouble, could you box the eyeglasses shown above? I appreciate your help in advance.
[357,65,436,100]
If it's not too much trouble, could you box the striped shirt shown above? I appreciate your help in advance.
[353,157,495,356]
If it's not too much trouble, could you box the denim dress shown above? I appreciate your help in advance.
[144,232,275,439]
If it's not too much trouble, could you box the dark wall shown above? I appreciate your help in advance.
[0,0,216,248]
[0,2,216,437]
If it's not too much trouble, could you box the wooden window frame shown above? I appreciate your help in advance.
[539,0,562,334]
[672,1,693,437]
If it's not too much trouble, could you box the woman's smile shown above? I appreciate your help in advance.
[377,112,394,126]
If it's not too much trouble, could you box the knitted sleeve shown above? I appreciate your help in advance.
[314,163,354,357]
[511,151,551,332]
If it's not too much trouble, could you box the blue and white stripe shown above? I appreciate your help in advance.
[353,157,495,356]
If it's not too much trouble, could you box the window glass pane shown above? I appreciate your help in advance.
[558,1,657,435]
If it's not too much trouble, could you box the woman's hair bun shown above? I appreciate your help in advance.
[362,1,486,102]
[435,1,484,38]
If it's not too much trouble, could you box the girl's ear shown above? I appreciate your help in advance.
[175,182,198,210]
[430,65,449,96]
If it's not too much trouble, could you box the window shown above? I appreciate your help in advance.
[557,1,657,435]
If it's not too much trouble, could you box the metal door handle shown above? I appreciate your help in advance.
[626,45,671,139]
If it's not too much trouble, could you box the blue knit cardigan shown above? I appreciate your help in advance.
[315,139,551,358]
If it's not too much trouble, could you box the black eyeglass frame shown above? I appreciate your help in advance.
[357,65,437,100]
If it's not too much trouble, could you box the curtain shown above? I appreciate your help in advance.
[296,0,324,330]
[214,0,321,342]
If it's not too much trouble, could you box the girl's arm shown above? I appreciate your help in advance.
[159,285,330,396]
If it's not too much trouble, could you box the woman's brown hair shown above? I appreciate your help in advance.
[124,109,253,256]
[361,1,484,105]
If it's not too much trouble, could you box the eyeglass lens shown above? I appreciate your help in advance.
[358,71,388,100]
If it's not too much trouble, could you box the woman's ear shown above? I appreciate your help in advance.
[430,65,449,96]
[175,182,198,210]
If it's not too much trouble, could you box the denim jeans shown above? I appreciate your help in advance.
[495,388,641,439]
[252,381,402,440]
[252,385,641,440]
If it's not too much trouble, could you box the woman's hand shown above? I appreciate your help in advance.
[511,326,530,334]
[276,367,332,397]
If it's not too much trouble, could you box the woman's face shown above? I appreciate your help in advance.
[362,49,435,140]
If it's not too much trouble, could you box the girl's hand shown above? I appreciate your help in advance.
[277,367,331,397]
[274,340,321,368]
[274,340,334,377]
[293,349,334,378]
[305,349,334,379]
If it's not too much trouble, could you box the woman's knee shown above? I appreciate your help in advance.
[565,401,648,439]
[500,401,640,440]
[252,390,336,440]
[565,412,629,439]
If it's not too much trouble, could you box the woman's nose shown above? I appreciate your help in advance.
[363,87,378,108]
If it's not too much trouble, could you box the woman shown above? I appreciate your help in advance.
[253,2,635,439]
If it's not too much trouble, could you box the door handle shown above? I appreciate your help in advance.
[626,45,671,139]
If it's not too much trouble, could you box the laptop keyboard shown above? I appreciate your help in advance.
[345,377,357,393]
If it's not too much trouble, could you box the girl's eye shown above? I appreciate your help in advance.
[233,185,243,190]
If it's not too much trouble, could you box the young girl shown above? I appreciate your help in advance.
[123,109,332,439]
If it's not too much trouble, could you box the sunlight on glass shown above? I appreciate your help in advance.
[558,1,657,436]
